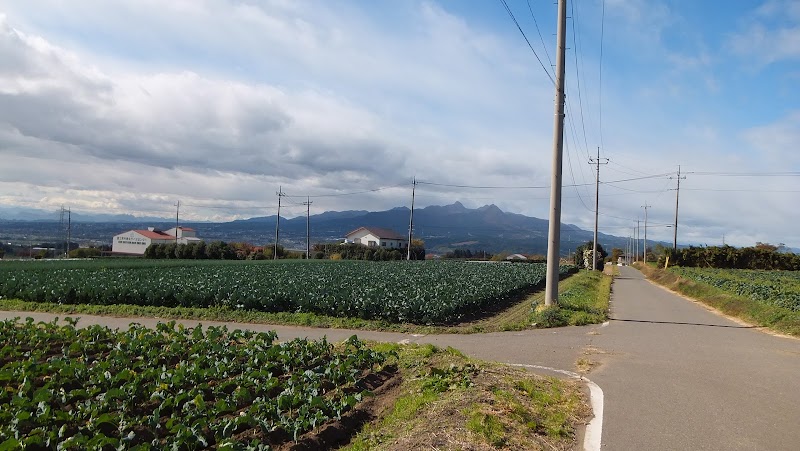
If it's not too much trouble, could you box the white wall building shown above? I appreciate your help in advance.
[344,227,408,249]
[112,227,202,255]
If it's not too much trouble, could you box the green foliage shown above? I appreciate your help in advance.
[146,241,243,260]
[466,411,507,447]
[671,267,800,311]
[0,260,573,325]
[530,305,568,328]
[573,241,607,270]
[312,242,423,261]
[68,248,102,258]
[668,245,800,270]
[442,249,492,260]
[0,318,387,449]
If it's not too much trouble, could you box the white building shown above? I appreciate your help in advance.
[112,227,202,255]
[344,227,408,249]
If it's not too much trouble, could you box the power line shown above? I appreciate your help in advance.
[598,0,606,150]
[526,0,553,67]
[569,0,592,159]
[282,183,407,198]
[418,180,551,189]
[564,108,594,212]
[684,188,800,192]
[683,171,800,177]
[418,172,670,190]
[498,0,555,85]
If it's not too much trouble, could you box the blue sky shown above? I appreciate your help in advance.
[0,0,798,248]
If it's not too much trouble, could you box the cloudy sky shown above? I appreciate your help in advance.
[0,0,798,247]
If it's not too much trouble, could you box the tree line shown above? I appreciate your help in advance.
[144,240,426,261]
[660,243,800,270]
[312,241,425,261]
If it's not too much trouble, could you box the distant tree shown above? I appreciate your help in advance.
[175,243,191,259]
[164,243,177,259]
[69,248,101,258]
[205,241,223,259]
[144,244,158,259]
[192,241,207,259]
[574,241,607,270]
[409,239,426,260]
[755,242,779,252]
[611,248,623,264]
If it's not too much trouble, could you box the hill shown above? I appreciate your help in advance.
[0,203,637,256]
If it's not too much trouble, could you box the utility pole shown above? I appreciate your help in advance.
[544,0,568,306]
[642,203,651,263]
[274,187,284,260]
[59,206,66,258]
[671,166,686,251]
[303,197,312,259]
[628,233,632,265]
[636,220,640,262]
[67,208,71,258]
[589,147,608,270]
[175,200,180,245]
[407,177,416,261]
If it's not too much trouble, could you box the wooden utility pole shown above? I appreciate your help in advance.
[274,187,283,260]
[304,197,312,259]
[642,203,651,263]
[589,147,608,270]
[175,200,180,245]
[544,0,568,306]
[407,177,416,261]
[67,208,71,257]
[672,166,686,251]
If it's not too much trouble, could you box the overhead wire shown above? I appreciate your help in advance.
[282,182,407,198]
[569,0,592,158]
[563,114,593,212]
[498,0,555,85]
[526,0,553,66]
[598,0,606,151]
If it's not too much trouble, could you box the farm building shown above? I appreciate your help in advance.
[505,254,528,261]
[344,227,408,249]
[112,227,202,255]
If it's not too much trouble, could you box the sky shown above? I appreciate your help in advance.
[0,0,798,248]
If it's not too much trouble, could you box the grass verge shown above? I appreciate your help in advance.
[346,343,590,450]
[638,265,800,337]
[529,270,612,328]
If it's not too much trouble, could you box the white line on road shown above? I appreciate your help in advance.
[508,363,603,451]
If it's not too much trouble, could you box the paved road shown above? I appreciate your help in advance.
[590,266,800,450]
[2,265,799,449]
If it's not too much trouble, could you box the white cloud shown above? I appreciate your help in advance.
[728,0,800,65]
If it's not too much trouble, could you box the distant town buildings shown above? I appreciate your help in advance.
[344,227,408,249]
[112,227,201,255]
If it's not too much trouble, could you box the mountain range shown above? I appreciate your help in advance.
[0,202,637,256]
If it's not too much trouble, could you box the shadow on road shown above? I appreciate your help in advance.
[609,318,756,329]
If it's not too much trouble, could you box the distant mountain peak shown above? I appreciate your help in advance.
[477,204,503,213]
[421,202,467,214]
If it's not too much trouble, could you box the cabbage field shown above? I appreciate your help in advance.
[670,267,800,311]
[0,318,389,449]
[0,260,572,324]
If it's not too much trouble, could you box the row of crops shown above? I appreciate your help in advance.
[670,267,800,311]
[0,260,572,324]
[0,317,389,449]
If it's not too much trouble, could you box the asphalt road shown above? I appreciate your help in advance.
[589,265,800,450]
[2,265,798,449]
